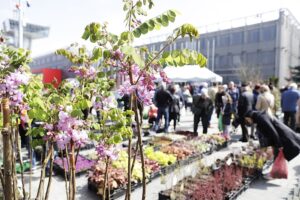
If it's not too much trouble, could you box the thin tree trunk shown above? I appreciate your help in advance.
[15,122,26,200]
[2,97,13,200]
[45,143,54,200]
[132,94,146,200]
[28,136,33,200]
[125,138,132,200]
[0,169,4,191]
[35,143,52,200]
[69,142,76,200]
[61,150,69,200]
[10,126,17,200]
[102,157,109,200]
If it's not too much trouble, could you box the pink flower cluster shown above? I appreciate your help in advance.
[96,143,118,160]
[48,111,90,150]
[93,96,117,111]
[117,64,157,106]
[0,70,29,107]
[68,66,96,79]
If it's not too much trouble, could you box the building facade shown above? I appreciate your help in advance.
[29,9,300,86]
[140,9,300,86]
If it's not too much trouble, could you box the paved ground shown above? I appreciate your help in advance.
[18,109,300,200]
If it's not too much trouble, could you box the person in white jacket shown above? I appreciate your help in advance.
[255,84,275,117]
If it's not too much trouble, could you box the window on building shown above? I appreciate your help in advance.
[247,29,260,43]
[258,50,275,65]
[246,52,258,65]
[219,35,230,47]
[233,54,242,67]
[201,39,206,49]
[262,25,276,41]
[231,32,244,45]
[219,55,229,67]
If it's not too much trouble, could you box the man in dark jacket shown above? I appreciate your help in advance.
[245,110,300,161]
[192,88,213,135]
[154,85,173,133]
[281,83,300,131]
[237,82,254,142]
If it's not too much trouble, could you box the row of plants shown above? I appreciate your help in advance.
[86,133,228,199]
[158,146,271,200]
[0,0,207,199]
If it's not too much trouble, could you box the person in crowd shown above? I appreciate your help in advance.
[183,85,193,110]
[269,83,281,117]
[154,84,173,133]
[250,84,261,138]
[227,81,239,114]
[245,110,300,163]
[208,82,218,105]
[174,84,184,122]
[237,82,254,142]
[148,104,158,128]
[256,84,275,117]
[252,84,261,111]
[281,83,300,131]
[192,88,213,135]
[221,92,233,140]
[169,86,181,131]
[215,85,226,118]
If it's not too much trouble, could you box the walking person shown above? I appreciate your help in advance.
[281,83,300,131]
[154,85,173,133]
[237,82,254,142]
[256,84,275,117]
[227,81,239,114]
[169,86,181,131]
[221,93,233,140]
[192,89,213,136]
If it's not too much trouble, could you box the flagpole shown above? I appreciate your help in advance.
[18,0,23,48]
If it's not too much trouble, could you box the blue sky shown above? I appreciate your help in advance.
[0,0,299,57]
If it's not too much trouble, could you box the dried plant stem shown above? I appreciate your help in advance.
[45,143,54,200]
[103,157,109,200]
[35,142,52,200]
[61,150,69,200]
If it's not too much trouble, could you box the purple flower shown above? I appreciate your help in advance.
[118,80,136,97]
[96,143,118,161]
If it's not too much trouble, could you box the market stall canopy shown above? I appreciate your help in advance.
[163,65,223,83]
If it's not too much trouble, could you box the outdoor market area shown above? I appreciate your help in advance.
[1,1,300,200]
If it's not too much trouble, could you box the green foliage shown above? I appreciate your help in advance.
[0,46,31,78]
[173,23,199,41]
[158,49,206,67]
[132,10,178,38]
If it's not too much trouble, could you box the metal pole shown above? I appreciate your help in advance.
[212,38,215,72]
[207,39,210,68]
[18,0,23,48]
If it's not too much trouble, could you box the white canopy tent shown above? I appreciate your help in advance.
[163,65,223,83]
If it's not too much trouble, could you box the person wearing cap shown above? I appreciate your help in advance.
[281,83,300,131]
[192,88,213,135]
[227,81,239,114]
[237,82,254,142]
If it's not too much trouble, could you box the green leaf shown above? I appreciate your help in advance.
[161,15,169,27]
[140,23,149,34]
[133,28,142,38]
[113,134,123,144]
[71,109,84,118]
[91,47,102,61]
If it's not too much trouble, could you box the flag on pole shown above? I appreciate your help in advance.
[26,0,31,7]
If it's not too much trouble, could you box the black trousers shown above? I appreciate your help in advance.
[240,121,249,141]
[283,111,296,131]
[194,114,209,134]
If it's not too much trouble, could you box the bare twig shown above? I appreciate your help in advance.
[61,150,69,200]
[15,120,26,200]
[45,143,54,200]
[35,142,52,200]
